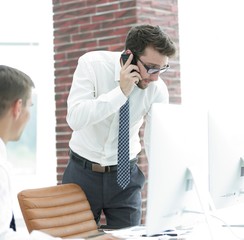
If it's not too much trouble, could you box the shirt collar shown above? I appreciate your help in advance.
[0,137,7,162]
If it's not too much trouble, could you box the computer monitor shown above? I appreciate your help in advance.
[208,106,244,210]
[145,103,213,236]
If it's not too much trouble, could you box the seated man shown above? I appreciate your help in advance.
[0,65,120,240]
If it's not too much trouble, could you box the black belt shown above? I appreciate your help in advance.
[70,150,137,173]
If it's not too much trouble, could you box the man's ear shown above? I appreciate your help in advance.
[12,99,23,119]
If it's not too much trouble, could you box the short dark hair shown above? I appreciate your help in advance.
[0,65,35,117]
[125,24,176,57]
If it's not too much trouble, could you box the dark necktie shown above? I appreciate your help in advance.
[10,213,16,231]
[117,99,130,189]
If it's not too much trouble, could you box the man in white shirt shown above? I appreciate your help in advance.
[0,66,62,240]
[0,65,35,240]
[63,24,176,228]
[0,65,118,240]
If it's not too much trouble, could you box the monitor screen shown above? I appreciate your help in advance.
[208,106,244,210]
[145,103,211,236]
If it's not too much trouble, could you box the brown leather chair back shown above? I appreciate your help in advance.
[18,183,99,239]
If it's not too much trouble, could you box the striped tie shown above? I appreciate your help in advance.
[117,99,130,189]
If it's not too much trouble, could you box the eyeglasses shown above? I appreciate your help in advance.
[137,58,170,74]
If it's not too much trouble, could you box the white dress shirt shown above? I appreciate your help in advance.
[0,138,16,240]
[67,51,169,165]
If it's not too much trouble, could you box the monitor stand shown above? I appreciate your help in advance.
[186,165,217,240]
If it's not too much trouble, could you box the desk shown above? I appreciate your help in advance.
[99,204,244,240]
[104,221,244,240]
[104,226,188,239]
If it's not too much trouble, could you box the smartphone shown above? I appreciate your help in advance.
[121,50,139,84]
[121,51,137,65]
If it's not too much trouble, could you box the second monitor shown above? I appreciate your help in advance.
[145,103,213,236]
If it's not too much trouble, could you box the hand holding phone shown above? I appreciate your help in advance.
[121,50,137,66]
[120,50,141,95]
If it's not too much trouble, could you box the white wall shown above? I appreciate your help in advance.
[178,0,244,109]
[0,0,56,220]
[178,1,244,226]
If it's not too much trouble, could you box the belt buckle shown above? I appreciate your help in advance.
[92,164,104,172]
[91,164,111,173]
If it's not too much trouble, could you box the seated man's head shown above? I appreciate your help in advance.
[0,65,35,143]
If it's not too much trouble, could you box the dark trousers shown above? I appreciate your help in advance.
[62,150,145,229]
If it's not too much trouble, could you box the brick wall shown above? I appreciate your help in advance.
[52,0,180,225]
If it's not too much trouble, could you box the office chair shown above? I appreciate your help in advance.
[17,183,99,239]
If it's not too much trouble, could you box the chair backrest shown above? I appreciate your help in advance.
[18,183,99,239]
